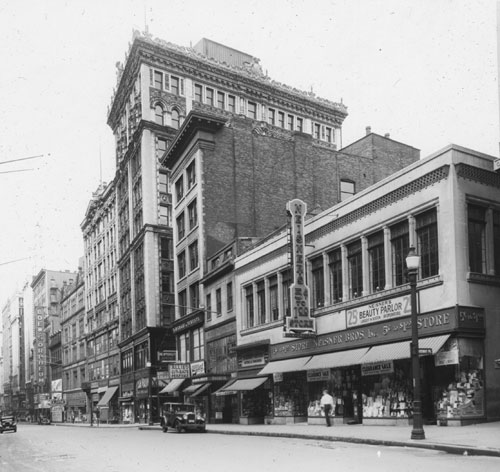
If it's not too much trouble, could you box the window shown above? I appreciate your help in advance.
[281,270,292,317]
[257,281,266,324]
[328,249,343,303]
[216,288,222,316]
[194,84,202,102]
[178,289,187,317]
[296,117,303,132]
[171,76,180,95]
[314,123,321,139]
[391,220,410,286]
[157,138,168,159]
[187,161,196,188]
[159,206,171,226]
[206,87,214,106]
[268,108,276,126]
[468,205,486,273]
[278,111,285,128]
[228,95,236,113]
[325,127,332,143]
[340,180,355,201]
[161,237,172,260]
[269,276,278,321]
[192,328,204,361]
[368,231,385,292]
[188,199,198,229]
[175,176,184,202]
[189,240,198,271]
[416,208,439,278]
[206,293,212,321]
[171,109,180,129]
[247,101,257,119]
[178,251,186,279]
[226,281,233,311]
[494,210,500,276]
[176,212,185,240]
[287,114,294,131]
[154,71,163,89]
[311,256,325,308]
[159,172,168,193]
[245,285,254,328]
[190,282,199,311]
[217,91,225,109]
[155,104,165,125]
[348,240,363,298]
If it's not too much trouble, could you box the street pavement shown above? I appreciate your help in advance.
[53,419,500,458]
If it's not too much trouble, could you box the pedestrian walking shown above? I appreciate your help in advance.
[320,389,335,427]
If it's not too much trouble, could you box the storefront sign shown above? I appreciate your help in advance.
[435,338,459,366]
[285,199,316,335]
[158,350,177,363]
[239,355,266,368]
[172,311,204,334]
[271,306,466,361]
[190,360,206,376]
[307,369,331,382]
[273,372,283,383]
[346,295,411,328]
[168,363,191,379]
[361,361,394,376]
[458,307,485,331]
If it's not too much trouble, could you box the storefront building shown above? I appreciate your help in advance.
[233,145,500,426]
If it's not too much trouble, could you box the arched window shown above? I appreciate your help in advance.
[155,104,165,125]
[171,109,180,129]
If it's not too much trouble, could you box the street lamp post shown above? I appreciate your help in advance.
[406,246,425,440]
[146,362,154,426]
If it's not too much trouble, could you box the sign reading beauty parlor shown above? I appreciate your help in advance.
[346,295,412,328]
[285,199,316,335]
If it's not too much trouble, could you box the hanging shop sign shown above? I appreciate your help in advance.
[307,369,331,382]
[435,337,459,366]
[190,360,206,376]
[346,295,412,328]
[172,311,204,334]
[284,199,316,336]
[361,361,394,376]
[158,350,177,363]
[168,363,191,379]
[273,372,283,383]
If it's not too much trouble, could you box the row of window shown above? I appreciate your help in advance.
[178,328,204,363]
[205,281,233,321]
[178,281,199,317]
[175,160,196,204]
[176,198,198,240]
[177,239,199,279]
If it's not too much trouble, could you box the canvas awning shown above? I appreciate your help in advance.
[360,335,450,364]
[222,377,267,391]
[159,378,185,394]
[213,379,237,396]
[258,356,312,375]
[96,386,119,407]
[190,383,211,397]
[306,347,370,370]
[183,384,201,394]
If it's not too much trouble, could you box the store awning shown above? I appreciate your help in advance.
[96,386,119,407]
[213,379,237,396]
[159,378,185,394]
[222,377,267,391]
[360,335,451,364]
[306,347,370,370]
[191,383,211,397]
[258,356,312,375]
[118,396,133,403]
[183,384,200,394]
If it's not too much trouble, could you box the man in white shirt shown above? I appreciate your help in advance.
[320,389,335,427]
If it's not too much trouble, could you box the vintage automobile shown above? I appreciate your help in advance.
[0,415,17,433]
[160,402,206,433]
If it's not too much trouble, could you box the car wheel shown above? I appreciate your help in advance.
[175,421,183,433]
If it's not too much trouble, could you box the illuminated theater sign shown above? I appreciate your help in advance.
[285,199,316,336]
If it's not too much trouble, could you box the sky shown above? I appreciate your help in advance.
[0,0,498,306]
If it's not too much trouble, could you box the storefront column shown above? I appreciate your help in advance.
[361,236,369,296]
[383,227,392,290]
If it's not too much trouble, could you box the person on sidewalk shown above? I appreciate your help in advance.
[320,389,335,427]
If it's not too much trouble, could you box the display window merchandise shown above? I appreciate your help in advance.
[273,372,308,419]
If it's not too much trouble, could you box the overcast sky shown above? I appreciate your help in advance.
[0,0,497,305]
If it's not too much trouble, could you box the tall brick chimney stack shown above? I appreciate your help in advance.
[366,126,371,135]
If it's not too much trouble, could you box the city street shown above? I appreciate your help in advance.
[1,424,499,472]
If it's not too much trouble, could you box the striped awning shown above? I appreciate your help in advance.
[360,335,450,364]
[258,356,312,375]
[305,347,370,370]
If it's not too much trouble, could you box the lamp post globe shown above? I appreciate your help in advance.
[406,246,425,440]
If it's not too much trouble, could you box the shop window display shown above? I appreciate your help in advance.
[435,338,484,420]
[274,372,308,417]
[241,387,272,418]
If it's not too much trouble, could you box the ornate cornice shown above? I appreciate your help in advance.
[456,163,500,188]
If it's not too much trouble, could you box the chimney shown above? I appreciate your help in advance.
[366,126,371,135]
[384,133,390,138]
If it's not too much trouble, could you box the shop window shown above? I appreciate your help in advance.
[340,179,355,201]
[347,240,363,298]
[257,281,266,324]
[311,256,325,308]
[328,249,342,303]
[226,281,233,312]
[416,208,439,278]
[269,276,279,321]
[245,285,254,328]
[368,231,385,292]
[391,220,409,286]
[467,204,486,273]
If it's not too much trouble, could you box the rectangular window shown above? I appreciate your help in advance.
[468,204,486,273]
[268,108,276,126]
[176,212,185,240]
[340,180,355,201]
[416,208,439,278]
[281,270,292,317]
[247,101,257,119]
[194,84,202,102]
[245,285,254,328]
[287,114,294,131]
[348,240,363,298]
[216,288,222,316]
[175,176,184,202]
[296,117,303,132]
[187,161,196,188]
[311,256,325,308]
[494,210,500,276]
[190,283,199,311]
[226,281,233,311]
[314,123,321,139]
[178,289,187,317]
[189,240,198,271]
[171,76,180,95]
[325,127,332,143]
[154,70,163,89]
[178,251,186,279]
[269,276,279,321]
[391,220,410,286]
[228,95,236,113]
[206,293,212,321]
[206,87,214,106]
[257,281,266,324]
[328,249,343,303]
[368,231,385,292]
[188,199,198,229]
[217,91,225,109]
[278,111,285,128]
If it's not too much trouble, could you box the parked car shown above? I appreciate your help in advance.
[0,415,17,433]
[160,403,206,433]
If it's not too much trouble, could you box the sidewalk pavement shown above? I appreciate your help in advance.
[52,420,500,458]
